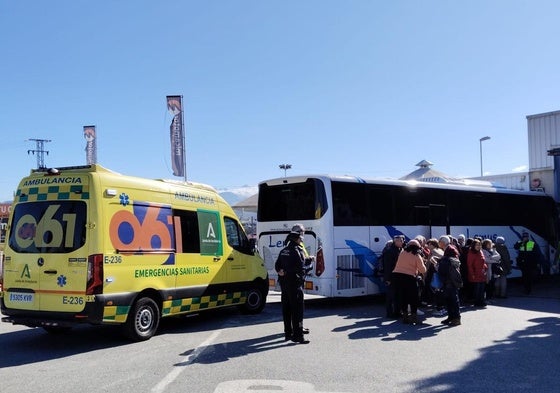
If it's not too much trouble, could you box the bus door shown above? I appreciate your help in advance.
[412,204,448,239]
[429,204,448,239]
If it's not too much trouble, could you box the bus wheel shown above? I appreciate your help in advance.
[123,297,160,341]
[239,286,266,314]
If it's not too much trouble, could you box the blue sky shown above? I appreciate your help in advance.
[2,1,560,202]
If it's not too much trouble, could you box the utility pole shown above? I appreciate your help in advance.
[27,138,51,169]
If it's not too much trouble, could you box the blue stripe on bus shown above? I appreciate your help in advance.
[344,239,384,288]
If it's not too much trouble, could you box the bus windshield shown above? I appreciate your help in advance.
[258,178,328,222]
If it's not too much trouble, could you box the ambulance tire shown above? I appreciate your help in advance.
[239,285,266,314]
[123,297,160,341]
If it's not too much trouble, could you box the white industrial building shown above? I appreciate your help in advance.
[526,110,560,201]
[475,109,560,202]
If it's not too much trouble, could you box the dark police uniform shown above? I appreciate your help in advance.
[514,233,541,294]
[275,234,308,343]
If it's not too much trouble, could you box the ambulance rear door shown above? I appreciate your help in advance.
[5,194,89,312]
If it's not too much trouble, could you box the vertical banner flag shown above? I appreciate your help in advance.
[83,125,97,165]
[0,203,10,244]
[167,95,185,177]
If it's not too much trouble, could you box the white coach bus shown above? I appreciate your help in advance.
[256,175,560,298]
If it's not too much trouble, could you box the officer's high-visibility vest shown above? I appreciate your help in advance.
[299,242,310,258]
[519,241,535,252]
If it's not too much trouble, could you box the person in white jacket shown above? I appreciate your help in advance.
[481,239,501,302]
[494,236,512,298]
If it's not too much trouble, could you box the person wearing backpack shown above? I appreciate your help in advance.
[426,238,445,316]
[437,253,463,326]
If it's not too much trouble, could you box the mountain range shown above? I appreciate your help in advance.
[217,185,258,206]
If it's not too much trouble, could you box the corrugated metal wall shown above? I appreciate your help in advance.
[527,110,560,170]
[479,173,529,190]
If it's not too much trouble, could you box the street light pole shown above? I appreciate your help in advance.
[279,164,292,177]
[479,136,491,177]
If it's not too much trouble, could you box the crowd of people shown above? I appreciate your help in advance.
[274,223,545,343]
[380,231,544,327]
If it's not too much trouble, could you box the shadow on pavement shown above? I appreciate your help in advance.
[411,315,560,392]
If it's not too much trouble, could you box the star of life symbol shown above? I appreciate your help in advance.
[119,193,130,206]
[57,275,67,287]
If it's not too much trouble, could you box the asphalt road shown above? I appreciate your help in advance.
[0,277,559,393]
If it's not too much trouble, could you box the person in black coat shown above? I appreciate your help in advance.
[381,235,405,318]
[275,230,312,344]
[514,232,542,294]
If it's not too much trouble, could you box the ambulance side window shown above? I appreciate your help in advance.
[224,216,252,255]
[175,210,200,253]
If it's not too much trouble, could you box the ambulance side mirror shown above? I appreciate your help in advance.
[248,238,257,255]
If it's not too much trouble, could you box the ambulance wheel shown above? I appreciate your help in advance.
[123,297,160,341]
[239,285,266,314]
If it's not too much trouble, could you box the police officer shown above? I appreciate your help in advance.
[514,232,541,294]
[284,223,311,258]
[284,223,313,334]
[275,229,311,344]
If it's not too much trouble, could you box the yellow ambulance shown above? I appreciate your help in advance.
[0,165,268,341]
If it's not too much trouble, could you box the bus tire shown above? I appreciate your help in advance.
[123,297,160,341]
[239,285,266,314]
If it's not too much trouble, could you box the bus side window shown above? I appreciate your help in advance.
[174,210,201,253]
[333,182,368,226]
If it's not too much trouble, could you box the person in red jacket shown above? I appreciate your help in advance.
[467,239,488,307]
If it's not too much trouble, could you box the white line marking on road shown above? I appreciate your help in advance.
[151,330,221,393]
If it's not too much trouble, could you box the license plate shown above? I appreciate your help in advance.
[9,292,35,303]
